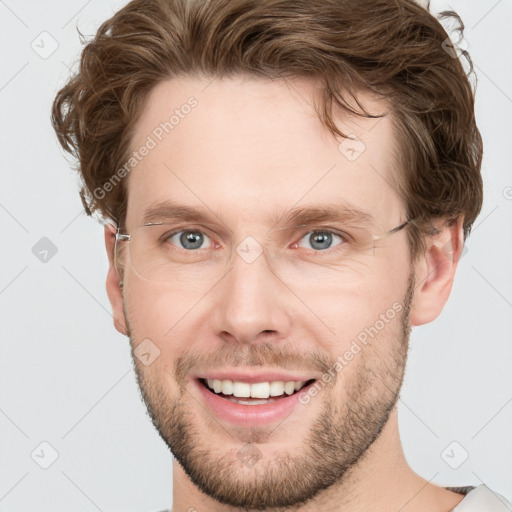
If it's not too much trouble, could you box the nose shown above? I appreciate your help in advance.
[212,241,292,346]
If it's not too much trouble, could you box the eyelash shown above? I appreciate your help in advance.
[161,227,350,253]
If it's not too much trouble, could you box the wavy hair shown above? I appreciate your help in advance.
[52,0,483,260]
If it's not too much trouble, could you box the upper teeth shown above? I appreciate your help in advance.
[206,379,307,399]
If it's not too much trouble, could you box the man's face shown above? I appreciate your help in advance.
[118,76,415,508]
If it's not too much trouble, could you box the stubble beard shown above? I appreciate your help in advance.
[126,273,415,509]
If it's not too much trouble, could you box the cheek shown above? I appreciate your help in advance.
[123,279,204,363]
[124,264,209,325]
[311,260,410,352]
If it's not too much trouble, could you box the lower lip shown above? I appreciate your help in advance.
[193,379,314,427]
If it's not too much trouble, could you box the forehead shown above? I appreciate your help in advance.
[125,75,403,230]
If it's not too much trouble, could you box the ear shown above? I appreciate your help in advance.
[410,216,465,326]
[104,223,128,335]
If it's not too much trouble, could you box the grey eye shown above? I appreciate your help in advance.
[297,231,343,251]
[168,230,211,250]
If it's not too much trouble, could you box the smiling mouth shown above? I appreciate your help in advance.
[198,378,316,405]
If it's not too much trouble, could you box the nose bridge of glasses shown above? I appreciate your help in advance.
[231,230,282,273]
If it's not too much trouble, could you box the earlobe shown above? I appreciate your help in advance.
[104,223,128,336]
[409,216,465,327]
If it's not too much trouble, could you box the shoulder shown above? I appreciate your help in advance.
[450,484,512,512]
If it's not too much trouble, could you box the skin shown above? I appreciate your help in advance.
[104,75,466,511]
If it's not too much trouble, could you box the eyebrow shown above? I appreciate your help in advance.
[140,200,374,230]
[142,201,221,226]
[271,203,374,230]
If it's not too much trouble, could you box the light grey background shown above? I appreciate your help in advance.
[1,0,511,510]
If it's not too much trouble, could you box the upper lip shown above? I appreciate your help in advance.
[194,369,319,383]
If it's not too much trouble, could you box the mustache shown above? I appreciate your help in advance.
[173,343,334,384]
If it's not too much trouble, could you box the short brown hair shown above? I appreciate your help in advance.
[52,0,483,261]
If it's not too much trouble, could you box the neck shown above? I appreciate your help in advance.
[170,407,465,512]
